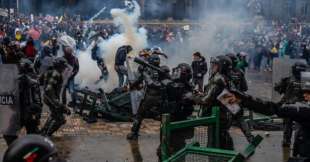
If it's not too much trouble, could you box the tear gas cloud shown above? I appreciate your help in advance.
[76,0,259,91]
[75,1,148,92]
[163,0,258,67]
[53,0,261,91]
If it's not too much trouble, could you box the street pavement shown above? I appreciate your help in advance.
[1,71,292,162]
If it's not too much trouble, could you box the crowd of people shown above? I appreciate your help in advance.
[2,13,310,73]
[2,11,310,162]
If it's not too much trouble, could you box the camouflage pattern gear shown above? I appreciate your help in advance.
[274,69,305,146]
[127,65,166,140]
[239,95,310,158]
[40,69,67,136]
[200,72,235,150]
[19,72,42,134]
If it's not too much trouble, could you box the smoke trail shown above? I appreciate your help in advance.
[83,7,107,38]
[88,7,106,23]
[76,1,148,92]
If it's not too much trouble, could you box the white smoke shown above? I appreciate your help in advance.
[164,9,253,67]
[76,1,148,92]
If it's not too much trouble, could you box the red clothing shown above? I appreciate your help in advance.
[0,31,5,39]
[23,45,37,59]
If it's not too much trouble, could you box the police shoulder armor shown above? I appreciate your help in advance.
[211,73,227,87]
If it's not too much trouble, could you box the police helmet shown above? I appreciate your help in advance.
[301,72,310,92]
[3,135,57,162]
[19,58,34,74]
[225,53,239,68]
[211,55,233,75]
[160,65,171,74]
[172,63,192,82]
[292,62,308,80]
[160,65,171,79]
[151,46,163,54]
[147,54,160,66]
[53,57,68,70]
[302,82,310,92]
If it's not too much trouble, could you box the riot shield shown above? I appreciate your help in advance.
[272,57,307,101]
[0,64,20,136]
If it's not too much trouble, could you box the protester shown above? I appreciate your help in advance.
[191,52,208,92]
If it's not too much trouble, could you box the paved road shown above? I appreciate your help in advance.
[1,71,291,162]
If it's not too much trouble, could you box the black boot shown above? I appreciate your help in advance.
[40,117,53,136]
[127,118,141,140]
[240,120,254,143]
[41,118,65,137]
[45,121,64,136]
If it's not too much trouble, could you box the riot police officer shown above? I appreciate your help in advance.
[195,55,235,150]
[127,54,169,140]
[18,58,42,134]
[274,62,307,147]
[232,74,310,160]
[226,53,248,92]
[2,59,43,146]
[158,63,195,160]
[192,52,208,92]
[226,53,254,143]
[40,57,71,137]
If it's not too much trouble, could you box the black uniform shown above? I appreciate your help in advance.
[226,53,253,143]
[274,62,307,146]
[192,55,208,92]
[3,60,43,145]
[237,94,310,159]
[40,58,70,136]
[159,63,195,160]
[18,59,42,134]
[127,55,169,140]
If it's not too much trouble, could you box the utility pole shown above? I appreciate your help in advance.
[16,0,19,13]
[7,0,10,21]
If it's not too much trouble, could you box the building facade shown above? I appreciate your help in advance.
[1,0,310,21]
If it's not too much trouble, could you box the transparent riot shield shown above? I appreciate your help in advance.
[0,64,20,136]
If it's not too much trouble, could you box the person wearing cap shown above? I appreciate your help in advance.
[191,52,208,92]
